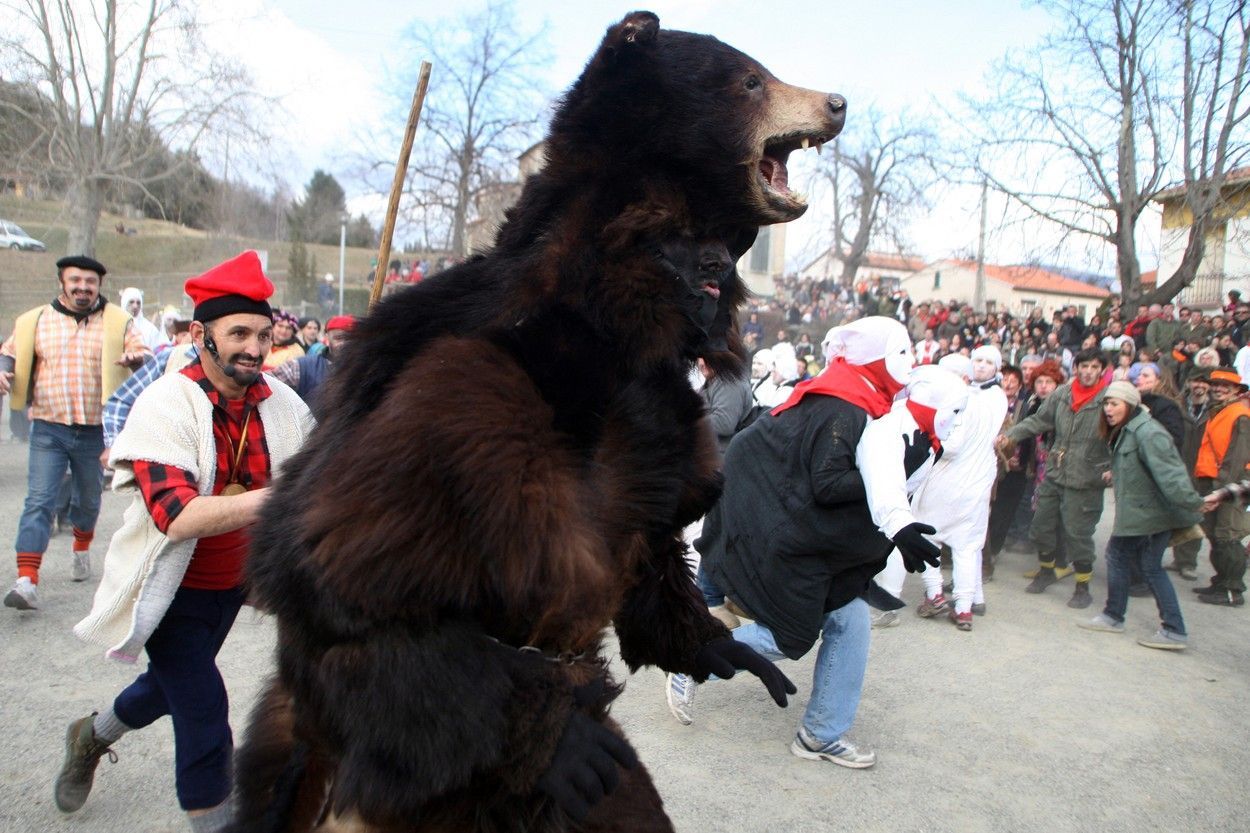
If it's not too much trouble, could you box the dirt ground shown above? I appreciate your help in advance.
[0,435,1247,833]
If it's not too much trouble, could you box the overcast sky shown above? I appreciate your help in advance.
[197,0,1147,275]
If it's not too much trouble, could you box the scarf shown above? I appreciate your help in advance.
[905,400,940,450]
[52,296,106,323]
[772,357,901,418]
[1070,375,1108,412]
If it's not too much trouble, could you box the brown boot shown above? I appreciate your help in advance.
[1067,580,1093,609]
[54,714,117,813]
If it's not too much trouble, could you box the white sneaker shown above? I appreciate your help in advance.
[4,577,39,610]
[665,673,697,725]
[790,726,876,769]
[870,609,900,629]
[71,552,91,582]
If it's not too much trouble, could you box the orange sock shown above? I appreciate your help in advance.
[16,552,42,583]
[72,528,94,553]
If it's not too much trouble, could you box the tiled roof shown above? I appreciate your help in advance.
[1154,165,1250,201]
[803,248,925,274]
[941,260,1110,299]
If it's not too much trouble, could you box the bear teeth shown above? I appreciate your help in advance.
[800,137,810,150]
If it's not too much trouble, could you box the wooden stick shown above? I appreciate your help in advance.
[370,60,433,310]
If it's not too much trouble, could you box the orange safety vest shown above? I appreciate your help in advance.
[1195,400,1250,479]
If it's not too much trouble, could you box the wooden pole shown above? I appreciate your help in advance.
[369,61,432,310]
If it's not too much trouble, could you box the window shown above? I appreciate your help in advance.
[985,299,997,314]
[1020,299,1037,313]
[749,226,771,273]
[933,270,941,289]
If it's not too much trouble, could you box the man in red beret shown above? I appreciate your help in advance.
[270,314,354,407]
[55,251,314,833]
[2,255,149,610]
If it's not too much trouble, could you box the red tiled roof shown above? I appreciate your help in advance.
[944,260,1110,299]
[803,248,925,275]
[1141,269,1157,287]
[1154,165,1250,201]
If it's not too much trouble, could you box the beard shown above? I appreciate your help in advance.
[69,290,96,309]
[225,353,263,386]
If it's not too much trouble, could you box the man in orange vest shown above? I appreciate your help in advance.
[1193,368,1250,606]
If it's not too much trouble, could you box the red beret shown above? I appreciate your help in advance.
[325,315,355,332]
[185,251,274,322]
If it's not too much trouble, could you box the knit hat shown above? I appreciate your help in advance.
[1126,361,1160,384]
[273,309,299,329]
[185,251,274,323]
[1104,380,1141,408]
[325,315,355,332]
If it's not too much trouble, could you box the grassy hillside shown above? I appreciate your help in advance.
[0,195,421,334]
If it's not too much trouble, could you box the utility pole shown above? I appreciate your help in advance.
[974,177,988,312]
[339,214,347,315]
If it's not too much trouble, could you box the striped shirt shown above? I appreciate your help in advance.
[1,304,147,426]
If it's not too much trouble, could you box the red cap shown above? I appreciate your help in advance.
[325,315,355,332]
[185,251,274,322]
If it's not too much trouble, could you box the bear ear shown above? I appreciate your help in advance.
[605,11,660,53]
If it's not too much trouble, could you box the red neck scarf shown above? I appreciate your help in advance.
[772,357,903,418]
[906,400,941,449]
[1070,374,1109,412]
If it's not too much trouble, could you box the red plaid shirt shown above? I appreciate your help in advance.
[132,359,272,589]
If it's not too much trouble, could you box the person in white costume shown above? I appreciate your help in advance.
[878,347,1008,631]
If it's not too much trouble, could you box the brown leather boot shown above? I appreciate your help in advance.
[54,714,117,813]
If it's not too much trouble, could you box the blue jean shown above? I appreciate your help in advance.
[113,586,245,810]
[15,420,103,554]
[1105,532,1186,636]
[729,598,870,743]
[696,563,725,607]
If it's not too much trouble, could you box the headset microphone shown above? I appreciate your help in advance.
[202,334,237,378]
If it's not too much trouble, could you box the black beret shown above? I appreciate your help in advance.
[56,255,107,277]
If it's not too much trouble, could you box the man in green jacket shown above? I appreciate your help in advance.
[1000,348,1111,609]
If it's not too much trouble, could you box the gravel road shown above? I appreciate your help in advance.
[0,438,1246,833]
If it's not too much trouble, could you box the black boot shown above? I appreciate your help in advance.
[1067,581,1093,609]
[1025,566,1058,594]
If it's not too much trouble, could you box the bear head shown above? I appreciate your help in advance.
[548,11,847,229]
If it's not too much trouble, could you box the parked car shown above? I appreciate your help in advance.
[0,219,47,252]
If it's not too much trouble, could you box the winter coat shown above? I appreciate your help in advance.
[1140,393,1184,450]
[698,395,893,659]
[1006,382,1110,490]
[1108,408,1202,536]
[700,374,753,458]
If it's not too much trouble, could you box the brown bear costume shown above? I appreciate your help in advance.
[231,12,845,833]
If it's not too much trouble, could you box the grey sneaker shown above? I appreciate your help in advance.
[54,714,118,813]
[870,609,900,629]
[4,577,39,610]
[790,727,876,769]
[1078,613,1125,633]
[1138,629,1187,651]
[71,552,91,582]
[971,602,987,616]
[665,673,697,725]
[916,593,950,618]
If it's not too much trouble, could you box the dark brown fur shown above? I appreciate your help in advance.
[231,11,844,833]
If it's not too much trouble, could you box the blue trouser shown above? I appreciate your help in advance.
[695,563,725,607]
[1104,532,1186,636]
[113,587,245,810]
[728,598,870,744]
[15,420,103,554]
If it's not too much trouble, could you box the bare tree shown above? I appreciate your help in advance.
[959,0,1249,309]
[1147,0,1250,303]
[958,0,1172,308]
[814,108,937,285]
[0,0,265,255]
[370,0,549,257]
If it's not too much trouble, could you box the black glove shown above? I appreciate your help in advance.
[901,429,932,477]
[892,522,940,573]
[692,638,797,707]
[536,687,637,822]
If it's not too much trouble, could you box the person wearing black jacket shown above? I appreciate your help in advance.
[666,318,957,771]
